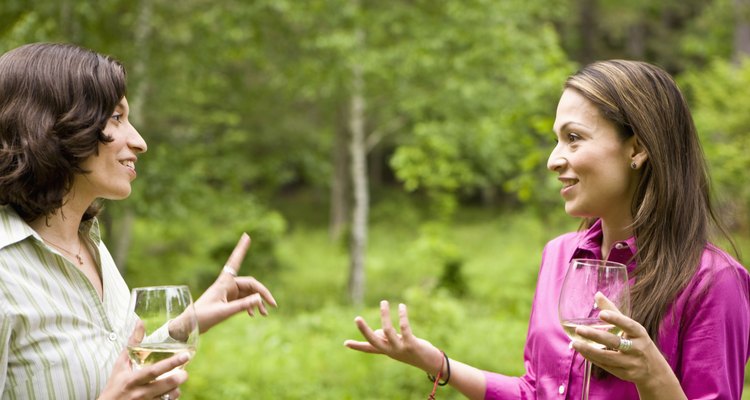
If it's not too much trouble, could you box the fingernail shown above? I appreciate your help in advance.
[178,353,190,363]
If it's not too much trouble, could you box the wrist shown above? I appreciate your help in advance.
[635,361,685,400]
[426,349,451,386]
[421,346,444,374]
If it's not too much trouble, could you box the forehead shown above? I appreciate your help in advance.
[553,89,603,132]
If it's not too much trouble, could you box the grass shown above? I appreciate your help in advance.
[160,196,750,398]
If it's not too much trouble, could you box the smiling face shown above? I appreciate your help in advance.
[74,97,147,202]
[548,89,641,227]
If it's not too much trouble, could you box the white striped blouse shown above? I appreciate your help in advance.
[0,206,131,399]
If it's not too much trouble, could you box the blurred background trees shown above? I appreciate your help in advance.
[2,0,749,397]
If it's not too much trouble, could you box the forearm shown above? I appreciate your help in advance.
[416,347,486,400]
[440,358,487,400]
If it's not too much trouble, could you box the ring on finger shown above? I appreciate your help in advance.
[160,395,171,400]
[617,337,633,352]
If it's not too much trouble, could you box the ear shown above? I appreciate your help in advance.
[628,136,648,168]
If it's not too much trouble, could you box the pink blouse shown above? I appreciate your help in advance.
[484,220,750,399]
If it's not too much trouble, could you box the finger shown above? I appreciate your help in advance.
[571,341,634,372]
[213,293,268,321]
[137,353,191,384]
[239,293,268,316]
[222,233,252,277]
[398,303,414,340]
[380,300,400,345]
[235,277,278,307]
[598,310,647,338]
[343,340,382,354]
[159,387,182,400]
[146,369,187,399]
[353,316,387,349]
[574,325,620,349]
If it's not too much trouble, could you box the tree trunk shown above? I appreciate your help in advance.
[59,0,78,41]
[577,0,599,64]
[108,0,153,274]
[626,23,646,60]
[734,0,750,63]
[348,26,368,306]
[330,114,349,241]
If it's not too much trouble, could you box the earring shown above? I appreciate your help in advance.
[631,162,638,170]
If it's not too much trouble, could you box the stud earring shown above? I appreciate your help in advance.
[631,162,638,170]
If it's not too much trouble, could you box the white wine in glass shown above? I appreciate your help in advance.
[127,285,199,377]
[558,259,630,400]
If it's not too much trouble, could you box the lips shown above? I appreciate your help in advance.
[559,177,578,196]
[119,160,135,170]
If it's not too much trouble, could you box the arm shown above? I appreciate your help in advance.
[344,301,486,399]
[577,265,750,399]
[673,265,750,399]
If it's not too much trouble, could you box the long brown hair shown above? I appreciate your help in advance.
[565,60,733,344]
[0,43,127,222]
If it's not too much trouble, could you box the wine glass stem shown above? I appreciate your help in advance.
[581,359,592,400]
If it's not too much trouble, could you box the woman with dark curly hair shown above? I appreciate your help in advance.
[0,43,277,400]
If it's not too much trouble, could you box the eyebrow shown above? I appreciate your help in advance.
[554,121,589,134]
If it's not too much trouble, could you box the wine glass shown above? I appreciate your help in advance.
[558,259,630,400]
[126,285,199,378]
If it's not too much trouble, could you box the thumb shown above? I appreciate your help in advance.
[594,291,622,313]
[128,319,145,347]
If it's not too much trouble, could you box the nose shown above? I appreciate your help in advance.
[547,144,565,172]
[128,124,148,154]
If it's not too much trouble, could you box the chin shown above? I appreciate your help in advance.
[564,204,586,218]
[105,188,133,200]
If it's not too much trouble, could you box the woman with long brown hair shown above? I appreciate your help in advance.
[345,60,750,399]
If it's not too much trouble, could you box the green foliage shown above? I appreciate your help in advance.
[181,208,549,399]
[124,192,286,293]
[680,58,750,227]
[2,2,750,396]
[381,1,575,214]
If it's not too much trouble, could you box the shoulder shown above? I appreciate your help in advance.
[695,244,749,288]
[0,206,35,251]
[681,244,750,316]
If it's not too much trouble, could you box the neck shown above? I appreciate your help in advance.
[28,191,92,245]
[599,217,634,260]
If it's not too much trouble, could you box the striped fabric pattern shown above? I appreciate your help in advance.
[0,206,131,399]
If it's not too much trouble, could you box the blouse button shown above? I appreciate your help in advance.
[558,384,565,394]
[614,242,627,250]
[108,332,118,341]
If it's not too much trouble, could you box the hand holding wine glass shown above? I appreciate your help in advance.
[558,259,630,400]
[127,286,199,378]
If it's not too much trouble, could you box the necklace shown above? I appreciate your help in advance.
[42,235,84,266]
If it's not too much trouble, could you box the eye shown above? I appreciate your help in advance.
[111,113,123,123]
[567,132,581,142]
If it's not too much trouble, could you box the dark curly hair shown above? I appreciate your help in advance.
[0,42,127,222]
